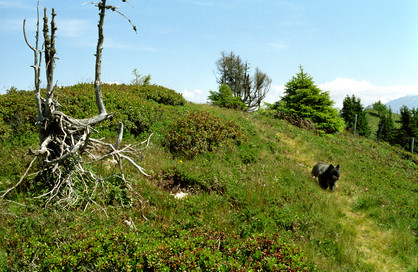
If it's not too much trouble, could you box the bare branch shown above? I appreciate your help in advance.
[0,157,37,199]
[94,0,107,115]
[23,2,44,124]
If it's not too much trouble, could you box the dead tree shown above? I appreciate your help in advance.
[216,51,271,111]
[1,1,148,211]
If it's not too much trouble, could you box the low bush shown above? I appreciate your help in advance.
[208,84,247,111]
[2,217,317,271]
[153,165,225,194]
[164,110,246,158]
[137,85,186,106]
[0,88,37,136]
[0,83,185,140]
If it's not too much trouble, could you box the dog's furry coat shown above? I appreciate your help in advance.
[312,162,340,192]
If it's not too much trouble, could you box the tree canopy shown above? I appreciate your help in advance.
[216,51,271,111]
[208,84,247,111]
[341,95,371,137]
[275,66,344,133]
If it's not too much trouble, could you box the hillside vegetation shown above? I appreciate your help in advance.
[365,109,401,137]
[0,84,417,271]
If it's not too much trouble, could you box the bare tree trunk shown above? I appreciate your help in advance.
[22,1,43,130]
[94,0,107,115]
[42,8,57,118]
[2,0,148,211]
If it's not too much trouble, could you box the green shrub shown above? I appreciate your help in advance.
[0,116,11,140]
[208,84,247,111]
[154,165,225,194]
[0,83,184,140]
[164,111,246,158]
[239,144,260,164]
[116,102,163,137]
[137,85,186,106]
[3,218,317,271]
[0,88,37,136]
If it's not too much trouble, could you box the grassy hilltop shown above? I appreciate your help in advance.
[0,84,417,271]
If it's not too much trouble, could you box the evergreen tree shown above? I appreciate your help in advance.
[372,100,387,117]
[376,108,396,143]
[396,106,418,151]
[278,66,344,133]
[341,95,371,137]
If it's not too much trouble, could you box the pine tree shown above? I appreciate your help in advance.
[396,106,418,151]
[372,100,387,117]
[341,95,371,137]
[279,66,344,133]
[377,108,396,143]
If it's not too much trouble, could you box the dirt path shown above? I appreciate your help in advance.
[276,131,407,271]
[336,194,405,272]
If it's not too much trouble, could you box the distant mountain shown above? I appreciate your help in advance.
[385,95,418,113]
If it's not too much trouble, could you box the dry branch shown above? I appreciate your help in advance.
[1,1,148,212]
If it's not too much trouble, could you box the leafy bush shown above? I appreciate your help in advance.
[239,144,260,164]
[164,110,246,158]
[0,83,185,140]
[208,84,247,111]
[3,218,317,271]
[137,85,186,106]
[0,88,37,136]
[154,165,225,194]
[0,116,11,140]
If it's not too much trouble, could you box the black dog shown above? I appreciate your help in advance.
[311,162,340,192]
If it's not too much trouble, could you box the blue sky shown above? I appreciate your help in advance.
[1,0,417,108]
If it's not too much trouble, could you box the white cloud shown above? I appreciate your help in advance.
[319,78,418,109]
[263,78,418,109]
[182,88,208,104]
[264,84,284,104]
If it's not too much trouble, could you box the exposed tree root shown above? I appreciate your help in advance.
[1,1,146,215]
[1,111,152,216]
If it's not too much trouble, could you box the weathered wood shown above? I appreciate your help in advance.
[23,4,43,125]
[94,0,107,115]
[2,0,148,210]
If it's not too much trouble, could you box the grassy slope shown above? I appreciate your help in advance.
[0,85,417,271]
[366,109,401,137]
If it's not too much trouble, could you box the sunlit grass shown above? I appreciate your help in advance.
[1,85,417,271]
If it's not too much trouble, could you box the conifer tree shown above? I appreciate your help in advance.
[341,95,371,137]
[377,108,396,143]
[278,66,344,133]
[372,100,387,117]
[396,106,418,151]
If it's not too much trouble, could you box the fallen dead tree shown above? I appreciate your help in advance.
[1,1,149,213]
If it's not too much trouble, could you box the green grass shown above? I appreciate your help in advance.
[365,109,401,138]
[0,84,417,271]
